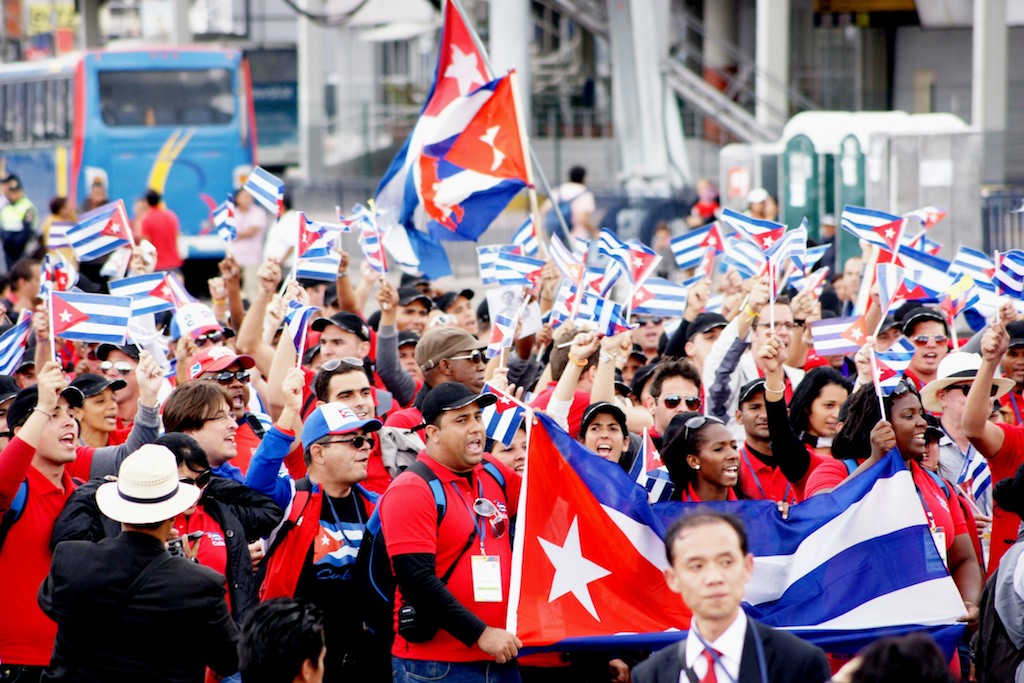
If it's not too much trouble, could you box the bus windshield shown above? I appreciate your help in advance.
[98,68,235,127]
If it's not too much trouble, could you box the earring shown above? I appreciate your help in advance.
[692,464,701,470]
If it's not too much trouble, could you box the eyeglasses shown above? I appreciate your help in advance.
[473,497,508,539]
[100,360,133,376]
[633,317,665,326]
[912,334,948,346]
[752,322,799,331]
[889,379,920,399]
[194,331,225,346]
[207,370,251,385]
[661,394,702,410]
[448,350,484,365]
[322,435,375,449]
[682,414,724,442]
[180,468,212,489]
[320,357,365,373]
[949,384,998,398]
[203,412,234,424]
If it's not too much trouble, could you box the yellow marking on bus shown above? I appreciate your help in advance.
[146,128,195,195]
[55,146,68,197]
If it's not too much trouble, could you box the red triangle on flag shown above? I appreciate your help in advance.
[52,294,90,335]
[628,250,659,283]
[297,213,322,256]
[840,316,868,346]
[443,76,529,182]
[423,0,490,117]
[148,277,177,304]
[755,227,787,251]
[632,286,653,307]
[871,219,904,252]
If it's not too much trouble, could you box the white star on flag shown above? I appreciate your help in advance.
[59,310,72,323]
[480,126,505,172]
[445,45,486,95]
[763,236,774,247]
[538,515,611,621]
[321,534,330,546]
[885,228,895,239]
[850,327,863,340]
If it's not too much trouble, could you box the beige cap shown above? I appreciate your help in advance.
[415,327,485,371]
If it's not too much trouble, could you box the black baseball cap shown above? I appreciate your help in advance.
[311,311,371,341]
[96,344,140,362]
[419,382,497,426]
[684,312,728,345]
[7,385,84,430]
[879,316,901,334]
[614,368,630,397]
[579,402,627,439]
[434,289,475,313]
[302,344,321,366]
[1008,321,1024,349]
[0,376,19,404]
[900,306,947,336]
[628,344,647,363]
[630,363,658,398]
[397,330,420,348]
[400,273,431,290]
[738,378,766,405]
[70,373,127,398]
[398,287,433,309]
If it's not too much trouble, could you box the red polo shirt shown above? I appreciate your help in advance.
[983,424,1024,572]
[530,382,589,437]
[378,453,520,662]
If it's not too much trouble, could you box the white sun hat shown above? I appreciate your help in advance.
[97,445,201,525]
[920,352,1015,414]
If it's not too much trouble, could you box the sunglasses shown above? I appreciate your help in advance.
[682,414,724,442]
[661,394,702,410]
[320,357,365,372]
[180,468,212,489]
[889,378,920,399]
[473,497,508,539]
[323,435,375,449]
[949,384,998,398]
[448,350,485,365]
[194,331,225,346]
[912,334,948,346]
[208,370,251,385]
[100,360,133,376]
[633,317,665,326]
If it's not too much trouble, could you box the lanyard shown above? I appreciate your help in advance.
[322,492,363,548]
[451,475,487,555]
[911,479,938,530]
[740,446,793,504]
[684,623,769,683]
[1011,392,1023,426]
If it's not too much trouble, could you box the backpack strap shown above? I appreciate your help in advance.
[842,459,859,476]
[923,468,952,499]
[0,479,29,553]
[244,413,267,440]
[481,460,506,492]
[406,460,446,526]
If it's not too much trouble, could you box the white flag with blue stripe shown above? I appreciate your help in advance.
[631,278,688,318]
[949,246,995,283]
[242,166,285,217]
[108,272,178,316]
[295,253,342,282]
[0,312,33,375]
[997,250,1024,298]
[67,200,134,262]
[482,383,529,447]
[511,218,539,258]
[285,300,320,352]
[51,291,133,344]
[494,251,545,287]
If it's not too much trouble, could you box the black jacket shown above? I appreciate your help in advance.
[38,532,239,682]
[51,476,282,624]
[632,618,831,683]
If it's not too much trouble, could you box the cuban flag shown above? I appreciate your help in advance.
[285,300,320,353]
[42,252,77,294]
[906,231,942,256]
[0,312,33,375]
[803,243,830,272]
[578,292,632,337]
[719,208,786,251]
[486,313,518,360]
[876,264,905,318]
[622,240,662,288]
[297,212,345,260]
[550,235,585,283]
[949,246,995,283]
[795,266,830,298]
[47,222,73,250]
[767,222,807,273]
[597,229,630,271]
[51,291,133,345]
[627,428,674,503]
[355,206,389,275]
[67,200,134,262]
[722,235,768,279]
[585,263,623,298]
[477,245,520,284]
[295,254,342,283]
[573,236,591,263]
[631,278,688,319]
[996,250,1024,298]
[510,415,966,654]
[311,519,363,569]
[841,205,904,251]
[213,199,236,243]
[810,316,868,356]
[905,206,947,230]
[670,223,725,271]
[494,251,545,288]
[108,272,178,316]
[242,166,285,217]
[482,383,529,447]
[957,451,992,517]
[887,245,953,283]
[940,273,980,319]
[894,271,949,304]
[548,279,590,328]
[873,338,916,395]
[511,218,540,258]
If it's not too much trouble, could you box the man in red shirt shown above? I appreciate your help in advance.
[138,189,183,271]
[378,383,522,682]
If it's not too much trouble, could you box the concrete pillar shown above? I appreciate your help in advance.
[171,0,192,45]
[489,0,531,133]
[297,7,327,179]
[703,0,738,141]
[972,0,1007,183]
[755,0,790,131]
[78,0,102,49]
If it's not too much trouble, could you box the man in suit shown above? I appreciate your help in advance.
[38,444,239,682]
[633,512,829,683]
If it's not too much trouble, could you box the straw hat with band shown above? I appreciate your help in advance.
[96,445,201,525]
[920,352,1014,413]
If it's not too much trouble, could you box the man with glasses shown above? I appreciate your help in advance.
[97,343,142,436]
[255,370,385,683]
[377,382,522,683]
[631,314,665,363]
[644,360,703,449]
[900,306,951,389]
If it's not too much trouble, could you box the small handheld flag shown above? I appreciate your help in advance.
[242,166,285,217]
[51,291,133,345]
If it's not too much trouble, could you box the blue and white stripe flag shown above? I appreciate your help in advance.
[670,224,713,270]
[628,428,674,503]
[841,205,902,249]
[949,246,995,283]
[767,222,807,272]
[550,235,584,282]
[482,383,528,447]
[67,200,134,262]
[294,253,341,282]
[242,166,285,217]
[494,251,545,287]
[810,316,867,356]
[957,450,992,516]
[586,263,623,298]
[285,300,320,353]
[996,250,1024,298]
[213,199,236,243]
[0,312,33,375]
[511,218,540,258]
[803,243,830,273]
[477,245,513,285]
[874,338,916,395]
[597,229,631,276]
[722,236,767,278]
[108,272,178,316]
[719,208,786,250]
[897,245,952,280]
[631,278,688,319]
[51,291,133,345]
[576,291,633,336]
[573,236,591,263]
[47,222,73,250]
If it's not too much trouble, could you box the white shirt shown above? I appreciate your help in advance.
[682,611,747,683]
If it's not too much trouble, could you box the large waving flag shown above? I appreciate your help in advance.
[51,291,133,344]
[670,223,725,270]
[719,208,786,251]
[0,312,33,375]
[242,166,285,217]
[631,278,688,319]
[510,415,965,653]
[68,200,134,262]
[482,383,529,446]
[996,250,1024,298]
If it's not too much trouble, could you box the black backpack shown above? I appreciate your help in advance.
[356,459,507,639]
[0,479,29,552]
[973,566,1024,682]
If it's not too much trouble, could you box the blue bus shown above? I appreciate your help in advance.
[0,47,257,260]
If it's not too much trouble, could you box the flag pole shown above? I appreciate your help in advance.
[948,310,959,348]
[47,292,57,364]
[868,348,887,418]
[507,69,550,261]
[295,318,309,369]
[768,260,776,335]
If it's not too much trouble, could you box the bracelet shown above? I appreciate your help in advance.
[567,353,588,368]
[32,407,53,419]
[600,351,619,363]
[764,384,786,395]
[212,298,227,305]
[744,306,760,320]
[338,271,349,278]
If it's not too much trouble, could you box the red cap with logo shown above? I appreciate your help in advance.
[187,346,256,380]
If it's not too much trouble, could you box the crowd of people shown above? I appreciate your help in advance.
[0,167,1020,683]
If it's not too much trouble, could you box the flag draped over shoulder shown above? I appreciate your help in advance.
[510,415,965,655]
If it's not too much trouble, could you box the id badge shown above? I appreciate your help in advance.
[931,526,947,567]
[471,555,502,603]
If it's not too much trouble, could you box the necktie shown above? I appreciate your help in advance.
[700,648,719,683]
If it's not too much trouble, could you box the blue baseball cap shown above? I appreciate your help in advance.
[301,401,382,446]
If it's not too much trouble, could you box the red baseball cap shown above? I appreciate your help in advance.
[187,346,256,380]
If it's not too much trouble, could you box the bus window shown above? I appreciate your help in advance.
[5,82,27,144]
[98,69,235,127]
[29,81,47,142]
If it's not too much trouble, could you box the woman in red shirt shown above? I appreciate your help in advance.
[661,412,741,502]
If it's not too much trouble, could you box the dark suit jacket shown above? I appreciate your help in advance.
[38,531,239,683]
[633,618,831,683]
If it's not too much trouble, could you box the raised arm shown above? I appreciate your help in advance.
[963,320,1009,457]
[375,279,416,406]
[234,260,282,376]
[88,351,163,477]
[759,336,812,482]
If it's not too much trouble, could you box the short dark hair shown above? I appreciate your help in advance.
[749,295,791,326]
[649,359,702,399]
[9,258,39,290]
[312,360,368,403]
[850,632,954,683]
[665,512,749,564]
[162,381,234,434]
[144,189,161,207]
[48,196,67,215]
[156,432,210,472]
[238,598,325,683]
[569,165,586,183]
